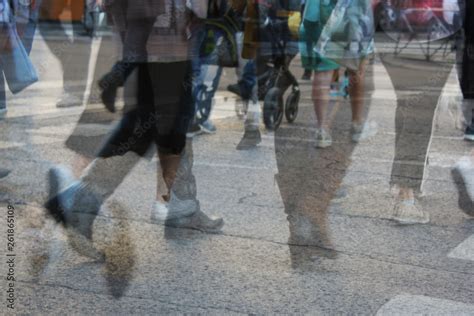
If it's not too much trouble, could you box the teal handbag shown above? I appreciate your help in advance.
[314,0,374,71]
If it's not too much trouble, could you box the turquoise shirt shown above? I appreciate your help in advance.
[303,0,320,22]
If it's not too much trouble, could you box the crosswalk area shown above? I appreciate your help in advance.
[0,30,473,314]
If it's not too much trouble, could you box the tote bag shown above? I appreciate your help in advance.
[314,0,374,71]
[0,0,38,94]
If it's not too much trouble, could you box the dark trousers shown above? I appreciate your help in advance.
[380,54,453,193]
[97,61,194,158]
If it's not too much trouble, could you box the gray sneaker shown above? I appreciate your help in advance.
[315,128,332,148]
[165,210,224,233]
[56,92,83,108]
[151,192,198,221]
[391,200,430,224]
[237,129,261,150]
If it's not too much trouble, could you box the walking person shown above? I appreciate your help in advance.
[38,0,93,107]
[299,0,375,149]
[377,1,464,224]
[0,0,41,179]
[452,0,473,216]
[45,0,223,259]
[0,0,40,119]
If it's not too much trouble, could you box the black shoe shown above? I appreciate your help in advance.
[227,83,242,97]
[464,125,474,141]
[98,76,117,113]
[236,129,261,150]
[186,123,203,137]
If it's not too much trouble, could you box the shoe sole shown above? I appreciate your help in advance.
[236,141,261,150]
[165,217,224,233]
[391,216,430,225]
[451,168,474,216]
[315,141,332,148]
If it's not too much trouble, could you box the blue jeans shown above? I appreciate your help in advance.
[238,59,256,100]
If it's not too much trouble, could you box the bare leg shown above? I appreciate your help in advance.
[312,70,333,129]
[348,61,368,125]
[157,153,181,202]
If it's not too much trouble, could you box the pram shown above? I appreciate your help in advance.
[228,0,301,130]
[255,1,301,130]
[193,3,241,126]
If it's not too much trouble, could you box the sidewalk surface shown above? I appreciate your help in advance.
[0,28,473,314]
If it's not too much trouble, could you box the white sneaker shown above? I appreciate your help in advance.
[56,92,83,108]
[151,192,197,221]
[351,121,378,143]
[391,200,430,224]
[315,128,332,148]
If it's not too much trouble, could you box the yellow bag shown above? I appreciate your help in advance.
[287,11,301,39]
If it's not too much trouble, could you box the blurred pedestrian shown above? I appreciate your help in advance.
[44,0,224,260]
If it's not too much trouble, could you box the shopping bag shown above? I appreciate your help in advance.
[0,0,38,94]
[314,0,374,71]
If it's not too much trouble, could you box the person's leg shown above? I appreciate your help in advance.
[302,20,318,80]
[239,59,257,99]
[54,7,94,108]
[0,69,6,118]
[452,149,474,216]
[311,69,333,148]
[380,54,453,223]
[99,18,155,112]
[45,63,154,249]
[459,29,474,140]
[148,62,223,230]
[348,62,367,125]
[236,56,261,150]
[347,59,377,142]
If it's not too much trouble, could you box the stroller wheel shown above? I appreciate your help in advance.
[285,89,300,123]
[263,87,284,130]
[195,85,213,125]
